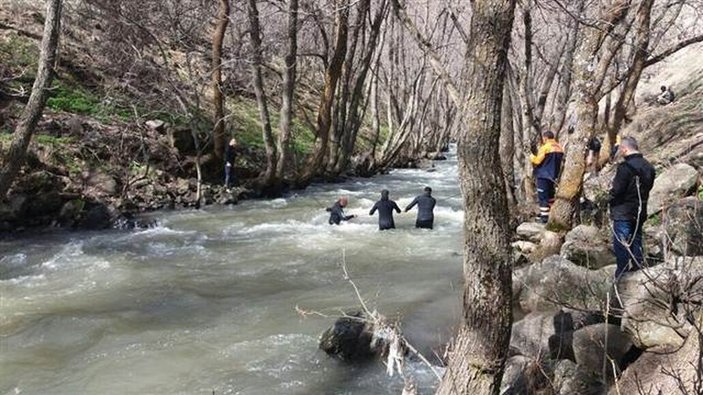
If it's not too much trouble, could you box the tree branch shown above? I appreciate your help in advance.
[644,35,703,67]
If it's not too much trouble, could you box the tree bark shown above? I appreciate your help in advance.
[0,0,63,198]
[246,0,277,185]
[275,0,299,180]
[501,84,517,218]
[212,0,230,161]
[435,0,516,393]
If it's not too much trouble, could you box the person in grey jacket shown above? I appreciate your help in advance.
[405,187,436,229]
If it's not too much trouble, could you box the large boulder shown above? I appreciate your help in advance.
[610,313,702,394]
[513,255,615,313]
[516,222,546,242]
[552,359,605,395]
[83,169,118,196]
[661,197,702,256]
[500,355,548,395]
[616,257,703,349]
[572,324,633,379]
[560,225,616,269]
[647,163,699,216]
[319,312,376,361]
[78,203,113,230]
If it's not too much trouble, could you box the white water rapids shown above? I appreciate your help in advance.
[1,149,465,394]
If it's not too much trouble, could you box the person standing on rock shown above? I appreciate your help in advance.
[327,196,356,225]
[530,131,564,223]
[609,136,656,278]
[405,186,436,229]
[369,189,401,230]
[224,138,238,189]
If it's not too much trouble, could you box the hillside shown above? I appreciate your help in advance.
[0,1,386,232]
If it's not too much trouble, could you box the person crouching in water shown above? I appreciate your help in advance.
[327,197,356,225]
[530,131,564,223]
[369,189,401,230]
[405,186,436,229]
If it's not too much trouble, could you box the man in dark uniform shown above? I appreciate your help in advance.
[609,136,655,279]
[224,138,237,188]
[369,190,401,230]
[327,197,356,225]
[405,187,436,229]
[530,131,564,223]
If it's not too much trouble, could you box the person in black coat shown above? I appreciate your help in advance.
[369,189,401,230]
[224,138,237,188]
[609,136,655,279]
[327,197,356,225]
[405,186,437,229]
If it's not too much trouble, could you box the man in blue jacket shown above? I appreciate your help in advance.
[609,137,655,278]
[369,189,401,230]
[530,131,564,223]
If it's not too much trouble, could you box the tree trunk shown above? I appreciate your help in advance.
[301,0,349,184]
[246,0,277,185]
[548,0,632,230]
[549,0,583,134]
[275,0,299,180]
[500,84,517,218]
[212,0,230,161]
[609,0,655,143]
[435,0,516,393]
[0,0,63,198]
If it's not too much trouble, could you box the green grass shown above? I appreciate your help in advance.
[34,134,74,145]
[46,83,100,114]
[646,213,661,226]
[45,82,139,122]
[0,33,38,72]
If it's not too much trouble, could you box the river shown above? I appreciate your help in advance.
[0,150,465,394]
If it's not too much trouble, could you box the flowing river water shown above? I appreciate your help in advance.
[1,150,466,394]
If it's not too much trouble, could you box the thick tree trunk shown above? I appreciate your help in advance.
[301,0,349,184]
[275,0,299,180]
[247,0,277,185]
[212,0,230,161]
[0,0,63,198]
[435,0,516,393]
[548,0,632,230]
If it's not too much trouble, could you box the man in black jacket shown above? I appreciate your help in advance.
[327,197,356,225]
[609,136,655,278]
[405,186,437,229]
[369,189,401,230]
[224,138,237,188]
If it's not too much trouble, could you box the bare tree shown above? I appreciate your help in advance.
[0,0,63,198]
[548,0,633,230]
[212,0,230,161]
[301,0,350,184]
[275,0,299,181]
[435,0,516,393]
[246,0,277,185]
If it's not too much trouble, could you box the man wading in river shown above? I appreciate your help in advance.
[369,189,401,230]
[327,197,356,225]
[405,186,437,229]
